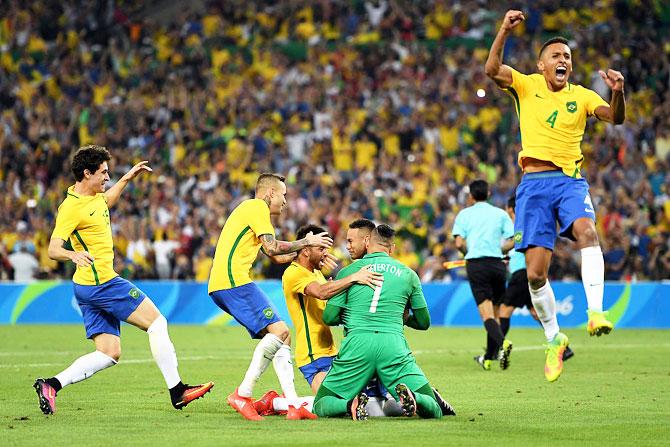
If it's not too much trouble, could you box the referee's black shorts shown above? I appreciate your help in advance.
[504,269,533,309]
[465,257,507,305]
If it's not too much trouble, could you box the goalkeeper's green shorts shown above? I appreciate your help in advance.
[318,331,429,400]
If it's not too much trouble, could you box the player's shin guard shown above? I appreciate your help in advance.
[272,344,297,399]
[54,351,117,388]
[529,281,560,342]
[147,315,181,388]
[581,246,605,312]
[238,333,283,397]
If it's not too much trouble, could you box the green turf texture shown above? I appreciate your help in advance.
[1,325,668,446]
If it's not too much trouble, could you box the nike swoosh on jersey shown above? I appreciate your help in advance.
[89,211,96,216]
[535,94,544,99]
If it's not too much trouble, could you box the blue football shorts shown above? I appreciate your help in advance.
[299,356,335,385]
[209,282,282,339]
[514,171,595,252]
[73,276,147,339]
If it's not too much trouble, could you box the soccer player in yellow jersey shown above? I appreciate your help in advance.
[251,224,383,420]
[486,10,626,382]
[208,173,333,420]
[282,224,382,393]
[34,145,213,415]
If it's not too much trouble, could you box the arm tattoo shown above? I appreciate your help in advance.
[260,234,308,256]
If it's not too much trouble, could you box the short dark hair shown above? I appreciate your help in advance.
[371,224,395,245]
[348,218,376,232]
[507,195,516,210]
[256,173,286,193]
[469,180,489,202]
[71,145,111,181]
[296,224,327,241]
[539,36,570,57]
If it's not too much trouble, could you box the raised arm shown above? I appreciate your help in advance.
[485,10,525,89]
[48,237,95,267]
[304,265,383,300]
[259,231,333,257]
[104,161,153,208]
[594,69,626,125]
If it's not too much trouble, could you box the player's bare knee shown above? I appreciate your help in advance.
[576,228,598,247]
[527,270,547,290]
[100,346,121,362]
[274,328,290,342]
[267,321,290,341]
[573,220,599,247]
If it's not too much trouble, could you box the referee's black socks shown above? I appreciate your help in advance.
[484,318,504,360]
[500,317,510,338]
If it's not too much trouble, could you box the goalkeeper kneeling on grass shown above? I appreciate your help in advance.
[312,224,453,420]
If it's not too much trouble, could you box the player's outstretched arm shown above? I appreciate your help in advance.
[260,231,333,257]
[48,237,94,267]
[304,265,383,300]
[595,69,626,124]
[485,10,525,88]
[264,251,297,264]
[104,161,153,208]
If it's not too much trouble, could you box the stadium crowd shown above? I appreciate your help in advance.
[0,0,668,283]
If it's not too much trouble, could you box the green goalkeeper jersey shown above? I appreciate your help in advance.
[327,251,428,335]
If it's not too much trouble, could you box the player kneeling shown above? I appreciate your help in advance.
[312,225,448,420]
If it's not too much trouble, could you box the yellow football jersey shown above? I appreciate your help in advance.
[506,68,609,178]
[282,262,337,367]
[51,186,116,286]
[208,199,274,292]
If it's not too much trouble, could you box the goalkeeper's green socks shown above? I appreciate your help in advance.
[414,384,443,419]
[313,396,348,417]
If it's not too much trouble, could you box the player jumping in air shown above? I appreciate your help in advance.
[208,173,332,420]
[499,195,575,361]
[34,145,213,414]
[486,10,625,382]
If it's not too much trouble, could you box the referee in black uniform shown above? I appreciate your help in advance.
[452,180,515,370]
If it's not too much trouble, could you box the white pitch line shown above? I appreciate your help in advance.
[2,343,670,369]
[0,355,224,369]
[413,342,670,355]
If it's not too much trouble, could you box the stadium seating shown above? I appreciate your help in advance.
[0,0,668,282]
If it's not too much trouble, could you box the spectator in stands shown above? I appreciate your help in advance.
[0,0,667,282]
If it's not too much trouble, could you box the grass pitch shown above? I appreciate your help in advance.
[1,325,669,446]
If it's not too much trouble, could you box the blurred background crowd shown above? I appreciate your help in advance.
[0,0,668,283]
